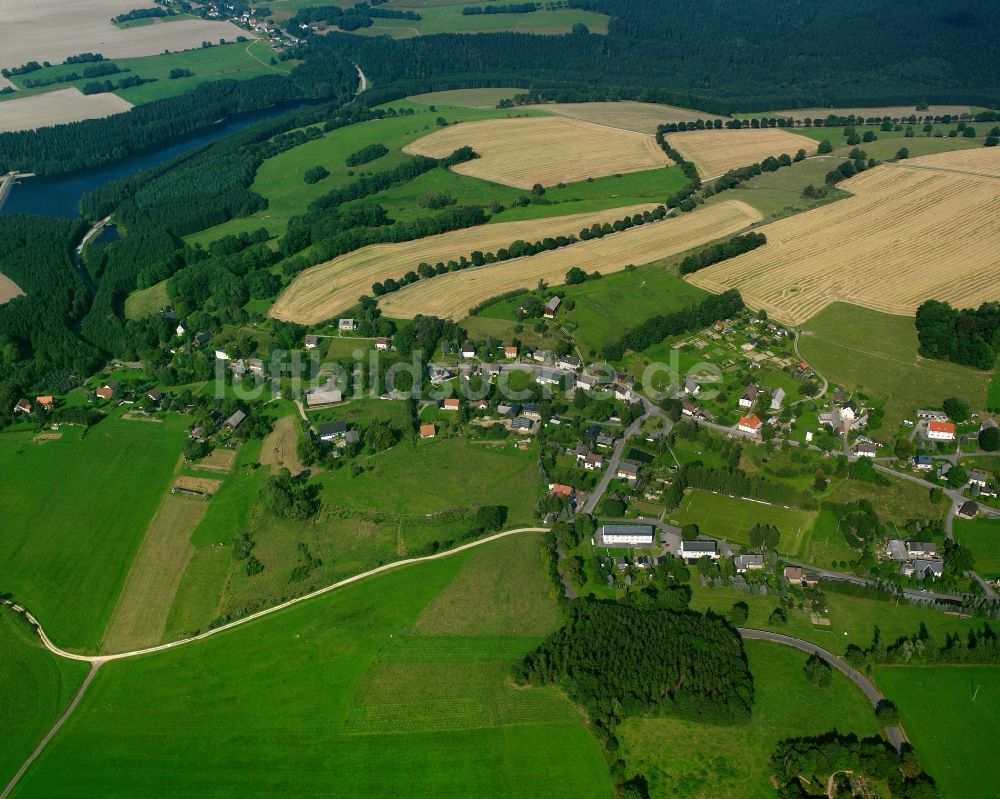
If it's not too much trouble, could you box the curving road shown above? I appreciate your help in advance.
[738,628,907,750]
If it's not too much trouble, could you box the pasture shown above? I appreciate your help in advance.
[0,272,25,303]
[270,203,658,324]
[0,612,89,789]
[668,127,818,177]
[403,116,672,188]
[123,279,168,320]
[618,639,880,799]
[379,200,761,320]
[798,303,991,425]
[953,517,1000,580]
[0,88,132,133]
[0,0,250,75]
[540,101,727,134]
[667,490,816,556]
[874,666,1000,799]
[409,87,527,108]
[758,105,978,120]
[0,416,190,652]
[8,536,612,799]
[687,154,1000,324]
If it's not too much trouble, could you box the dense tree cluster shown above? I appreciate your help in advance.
[344,142,389,166]
[679,232,766,275]
[284,3,420,35]
[19,61,125,89]
[463,3,540,14]
[603,289,743,359]
[681,465,817,510]
[915,299,1000,370]
[260,467,321,519]
[513,600,754,727]
[303,0,1000,114]
[859,622,1000,666]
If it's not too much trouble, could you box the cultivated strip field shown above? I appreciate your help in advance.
[903,146,1000,179]
[0,88,132,133]
[541,101,727,134]
[686,152,1000,324]
[402,117,672,188]
[270,204,658,324]
[379,200,761,320]
[0,272,25,304]
[668,128,818,177]
[0,0,251,72]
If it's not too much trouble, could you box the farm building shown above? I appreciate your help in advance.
[596,524,654,548]
[95,381,118,401]
[739,384,759,408]
[442,398,460,411]
[738,415,762,435]
[304,335,320,349]
[318,422,359,446]
[511,416,535,433]
[13,398,31,415]
[338,319,356,332]
[770,388,785,411]
[854,441,878,458]
[224,410,246,431]
[543,296,562,318]
[784,566,804,585]
[734,553,765,573]
[35,395,54,409]
[419,423,436,439]
[460,342,476,359]
[305,388,342,408]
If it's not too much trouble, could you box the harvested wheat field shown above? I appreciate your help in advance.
[0,87,133,133]
[402,117,671,189]
[172,475,223,496]
[270,204,658,324]
[0,272,25,304]
[668,128,817,177]
[379,200,761,321]
[903,147,1000,179]
[541,101,726,135]
[686,153,1000,325]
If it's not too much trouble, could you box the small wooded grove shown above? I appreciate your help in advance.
[857,622,1000,666]
[512,600,754,727]
[679,232,766,275]
[771,732,940,799]
[915,299,1000,370]
[602,288,743,359]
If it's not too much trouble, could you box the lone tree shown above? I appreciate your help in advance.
[979,425,999,451]
[803,653,833,687]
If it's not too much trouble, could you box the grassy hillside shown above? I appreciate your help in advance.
[800,302,992,428]
[618,639,881,799]
[875,666,1000,799]
[0,416,189,652]
[9,535,612,798]
[0,613,89,788]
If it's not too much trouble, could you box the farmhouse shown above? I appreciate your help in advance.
[419,423,436,439]
[596,524,655,548]
[927,420,956,441]
[339,318,357,332]
[317,422,359,446]
[680,539,719,562]
[305,387,342,408]
[783,566,804,585]
[224,410,246,431]
[739,384,759,409]
[13,398,31,415]
[543,296,562,318]
[549,483,574,498]
[906,541,937,559]
[885,540,909,562]
[584,453,605,470]
[958,500,980,519]
[596,430,616,448]
[521,403,542,421]
[556,355,582,370]
[734,553,765,573]
[376,337,391,351]
[685,379,700,396]
[576,373,599,391]
[442,398,460,411]
[614,385,638,403]
[146,388,162,405]
[511,416,535,433]
[738,415,762,435]
[304,335,320,349]
[95,381,118,401]
[536,368,563,386]
[460,342,476,359]
[504,345,518,359]
[968,470,991,489]
[900,558,945,580]
[617,460,641,481]
[35,395,54,409]
[854,440,878,458]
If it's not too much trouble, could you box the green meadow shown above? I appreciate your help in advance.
[875,666,1000,799]
[0,612,90,788]
[618,639,881,799]
[800,302,992,429]
[9,535,612,798]
[953,517,1000,580]
[2,41,289,105]
[0,415,189,652]
[668,490,817,556]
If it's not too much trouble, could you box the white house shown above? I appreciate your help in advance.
[215,349,230,361]
[738,415,762,435]
[536,368,563,386]
[460,342,476,359]
[597,524,654,547]
[680,539,720,561]
[739,384,759,409]
[175,321,187,337]
[584,453,604,471]
[854,440,878,458]
[376,337,390,351]
[770,388,785,411]
[338,319,356,332]
[304,335,320,349]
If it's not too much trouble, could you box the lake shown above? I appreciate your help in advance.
[1,104,302,219]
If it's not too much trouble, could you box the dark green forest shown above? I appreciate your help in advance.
[915,299,1000,370]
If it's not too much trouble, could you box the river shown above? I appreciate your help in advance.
[0,104,302,218]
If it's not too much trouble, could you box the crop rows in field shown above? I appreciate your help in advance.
[668,127,818,177]
[686,151,1000,324]
[379,199,762,320]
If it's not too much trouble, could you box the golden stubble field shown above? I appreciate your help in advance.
[668,128,818,177]
[0,0,251,72]
[0,87,133,133]
[402,116,672,188]
[540,101,727,135]
[685,149,1000,325]
[379,200,762,321]
[270,204,659,324]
